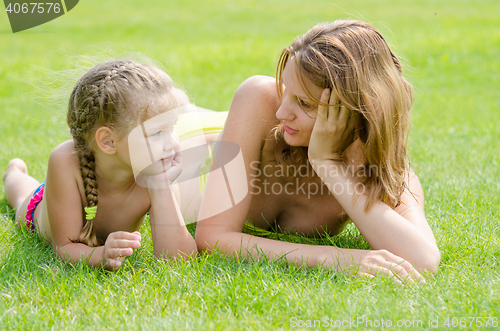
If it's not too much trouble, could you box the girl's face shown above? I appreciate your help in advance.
[275,60,323,147]
[127,109,180,176]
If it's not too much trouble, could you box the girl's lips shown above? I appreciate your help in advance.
[283,123,298,135]
[160,155,174,163]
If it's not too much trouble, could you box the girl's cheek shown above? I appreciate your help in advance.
[173,132,181,152]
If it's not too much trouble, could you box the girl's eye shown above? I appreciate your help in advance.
[151,131,161,137]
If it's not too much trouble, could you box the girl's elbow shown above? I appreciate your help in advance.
[195,230,213,252]
[154,247,197,261]
[52,242,68,259]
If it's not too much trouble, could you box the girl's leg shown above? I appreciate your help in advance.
[2,158,41,223]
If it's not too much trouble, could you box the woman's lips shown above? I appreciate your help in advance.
[283,123,298,135]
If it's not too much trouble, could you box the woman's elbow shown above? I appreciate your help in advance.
[415,247,441,275]
[195,224,224,253]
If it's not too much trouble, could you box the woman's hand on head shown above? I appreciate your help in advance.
[308,88,356,165]
[102,231,142,270]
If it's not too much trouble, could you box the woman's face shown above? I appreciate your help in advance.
[275,60,323,147]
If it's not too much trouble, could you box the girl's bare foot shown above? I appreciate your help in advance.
[3,158,29,182]
[3,158,40,214]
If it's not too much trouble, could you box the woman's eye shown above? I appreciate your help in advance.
[298,98,311,109]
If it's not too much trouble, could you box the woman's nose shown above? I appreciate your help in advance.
[275,97,296,121]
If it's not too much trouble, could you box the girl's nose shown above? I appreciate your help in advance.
[163,132,180,152]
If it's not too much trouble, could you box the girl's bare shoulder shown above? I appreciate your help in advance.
[48,140,81,178]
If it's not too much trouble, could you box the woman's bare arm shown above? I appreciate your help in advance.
[308,89,440,274]
[195,76,426,281]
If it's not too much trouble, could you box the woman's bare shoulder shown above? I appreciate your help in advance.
[227,75,281,140]
[234,76,280,114]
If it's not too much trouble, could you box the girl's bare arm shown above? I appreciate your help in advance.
[148,182,197,260]
[46,142,140,270]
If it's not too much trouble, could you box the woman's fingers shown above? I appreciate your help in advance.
[321,88,352,130]
[364,264,407,285]
[328,88,341,122]
[318,88,330,121]
[360,272,375,280]
[359,251,425,284]
[398,260,425,283]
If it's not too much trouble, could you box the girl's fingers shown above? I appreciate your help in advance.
[111,239,141,249]
[103,258,122,270]
[172,151,182,165]
[108,247,134,258]
[111,231,142,241]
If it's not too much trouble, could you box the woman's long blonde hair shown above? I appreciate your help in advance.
[67,60,188,246]
[275,20,413,210]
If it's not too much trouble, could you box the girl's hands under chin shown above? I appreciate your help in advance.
[308,88,356,165]
[140,152,183,188]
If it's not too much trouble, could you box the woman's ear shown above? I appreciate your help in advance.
[95,126,117,155]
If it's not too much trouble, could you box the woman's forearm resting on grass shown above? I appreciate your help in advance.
[197,223,425,283]
[310,160,440,274]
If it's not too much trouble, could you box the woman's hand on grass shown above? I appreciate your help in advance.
[308,88,356,164]
[102,231,142,270]
[322,248,424,284]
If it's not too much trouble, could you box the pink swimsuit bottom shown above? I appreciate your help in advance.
[25,182,45,232]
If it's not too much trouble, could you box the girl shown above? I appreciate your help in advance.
[3,60,197,270]
[195,20,440,282]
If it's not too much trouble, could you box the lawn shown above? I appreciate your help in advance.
[1,0,499,329]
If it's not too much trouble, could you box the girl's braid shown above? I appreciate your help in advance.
[68,63,132,247]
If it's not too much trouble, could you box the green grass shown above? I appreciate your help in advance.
[1,0,499,329]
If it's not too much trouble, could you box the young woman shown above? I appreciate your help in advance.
[195,20,440,282]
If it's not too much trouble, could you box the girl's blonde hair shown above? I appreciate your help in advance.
[275,20,413,210]
[67,60,189,247]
